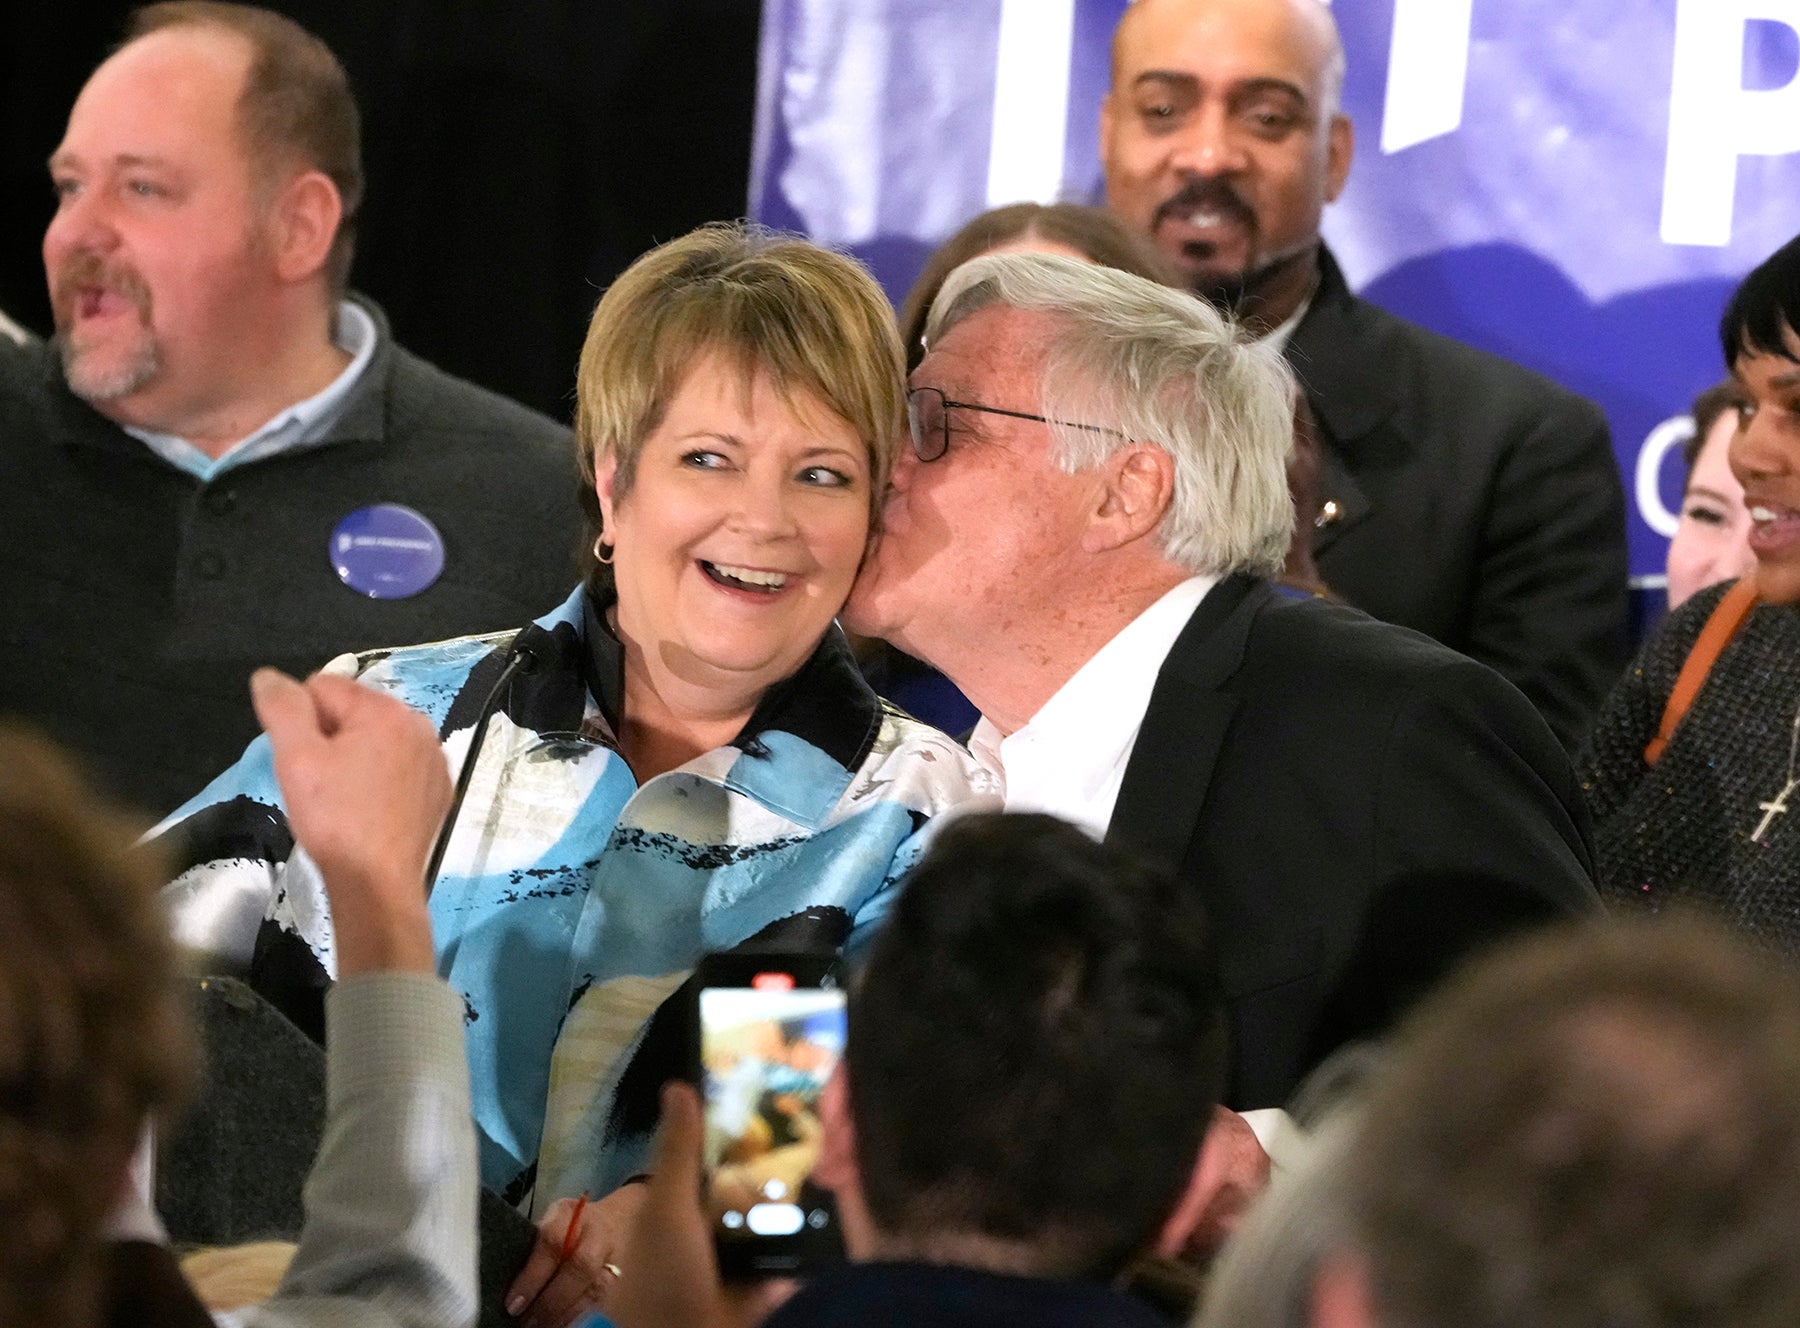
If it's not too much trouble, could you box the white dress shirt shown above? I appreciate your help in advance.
[968,572,1300,1161]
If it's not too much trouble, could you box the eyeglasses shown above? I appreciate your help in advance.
[905,385,1126,463]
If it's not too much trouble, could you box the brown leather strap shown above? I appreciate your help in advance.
[1645,577,1760,766]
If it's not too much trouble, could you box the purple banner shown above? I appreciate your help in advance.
[752,0,1800,586]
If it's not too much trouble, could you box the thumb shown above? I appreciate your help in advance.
[251,668,323,756]
[302,670,378,738]
[649,1081,706,1203]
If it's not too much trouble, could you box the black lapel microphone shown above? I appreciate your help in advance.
[422,625,555,896]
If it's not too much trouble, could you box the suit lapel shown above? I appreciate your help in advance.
[1283,246,1393,557]
[1107,574,1264,869]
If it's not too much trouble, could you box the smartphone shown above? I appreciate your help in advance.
[693,952,848,1278]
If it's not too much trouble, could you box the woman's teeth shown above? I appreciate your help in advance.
[703,562,789,591]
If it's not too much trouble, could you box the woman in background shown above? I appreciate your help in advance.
[1666,379,1755,611]
[1581,231,1800,953]
[896,202,1180,370]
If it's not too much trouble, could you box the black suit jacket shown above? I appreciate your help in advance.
[1285,247,1630,751]
[1109,575,1601,1110]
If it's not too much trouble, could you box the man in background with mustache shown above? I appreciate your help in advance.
[0,1,580,817]
[1100,0,1630,751]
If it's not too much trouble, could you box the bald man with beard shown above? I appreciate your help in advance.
[1099,0,1629,751]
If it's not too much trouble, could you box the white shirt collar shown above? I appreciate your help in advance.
[126,300,379,481]
[968,574,1218,839]
[1258,288,1313,355]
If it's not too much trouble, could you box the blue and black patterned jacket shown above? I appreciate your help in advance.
[159,587,995,1207]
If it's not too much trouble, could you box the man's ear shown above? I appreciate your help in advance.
[1083,444,1175,554]
[1311,1253,1378,1328]
[269,169,344,285]
[812,1064,880,1259]
[812,1066,858,1194]
[1325,113,1354,203]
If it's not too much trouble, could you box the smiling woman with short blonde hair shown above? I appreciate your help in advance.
[574,223,906,590]
[158,223,994,1326]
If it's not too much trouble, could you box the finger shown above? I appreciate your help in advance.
[507,1210,572,1317]
[524,1262,605,1328]
[302,669,383,738]
[250,668,324,756]
[650,1081,706,1201]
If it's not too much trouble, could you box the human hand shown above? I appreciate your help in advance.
[1155,1106,1273,1260]
[601,1082,720,1328]
[507,1185,644,1328]
[249,668,449,976]
[607,1083,794,1328]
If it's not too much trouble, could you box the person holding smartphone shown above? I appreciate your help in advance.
[157,223,997,1327]
[602,812,1249,1328]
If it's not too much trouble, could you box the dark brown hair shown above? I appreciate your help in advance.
[0,726,196,1328]
[1683,379,1747,476]
[897,203,1180,371]
[126,2,364,293]
[848,812,1226,1278]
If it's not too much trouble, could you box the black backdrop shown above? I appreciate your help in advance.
[0,0,762,423]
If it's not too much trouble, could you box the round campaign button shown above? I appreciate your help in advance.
[330,504,445,599]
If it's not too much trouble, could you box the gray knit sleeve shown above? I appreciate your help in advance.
[225,972,477,1328]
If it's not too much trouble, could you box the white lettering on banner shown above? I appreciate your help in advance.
[986,0,1075,206]
[1662,0,1800,246]
[349,536,436,551]
[1635,413,1695,539]
[1380,0,1474,154]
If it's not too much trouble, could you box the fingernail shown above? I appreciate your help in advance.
[506,1295,525,1316]
[249,667,293,697]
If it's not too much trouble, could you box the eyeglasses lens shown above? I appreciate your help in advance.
[908,389,946,462]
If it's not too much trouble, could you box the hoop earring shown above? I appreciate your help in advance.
[594,537,614,566]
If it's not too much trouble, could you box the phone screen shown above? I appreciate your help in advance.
[699,972,847,1275]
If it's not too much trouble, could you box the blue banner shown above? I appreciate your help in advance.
[751,0,1800,586]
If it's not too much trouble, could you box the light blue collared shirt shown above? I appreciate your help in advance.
[126,300,379,482]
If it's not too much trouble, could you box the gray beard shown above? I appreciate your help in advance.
[56,328,162,404]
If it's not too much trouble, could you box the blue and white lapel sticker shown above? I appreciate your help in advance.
[331,503,445,599]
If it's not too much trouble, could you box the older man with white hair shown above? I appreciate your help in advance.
[846,251,1602,1121]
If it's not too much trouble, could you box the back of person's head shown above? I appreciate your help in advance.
[1720,230,1800,369]
[1345,914,1800,1328]
[574,221,905,590]
[846,812,1227,1279]
[0,726,196,1328]
[124,2,364,293]
[927,251,1294,578]
[898,202,1180,369]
